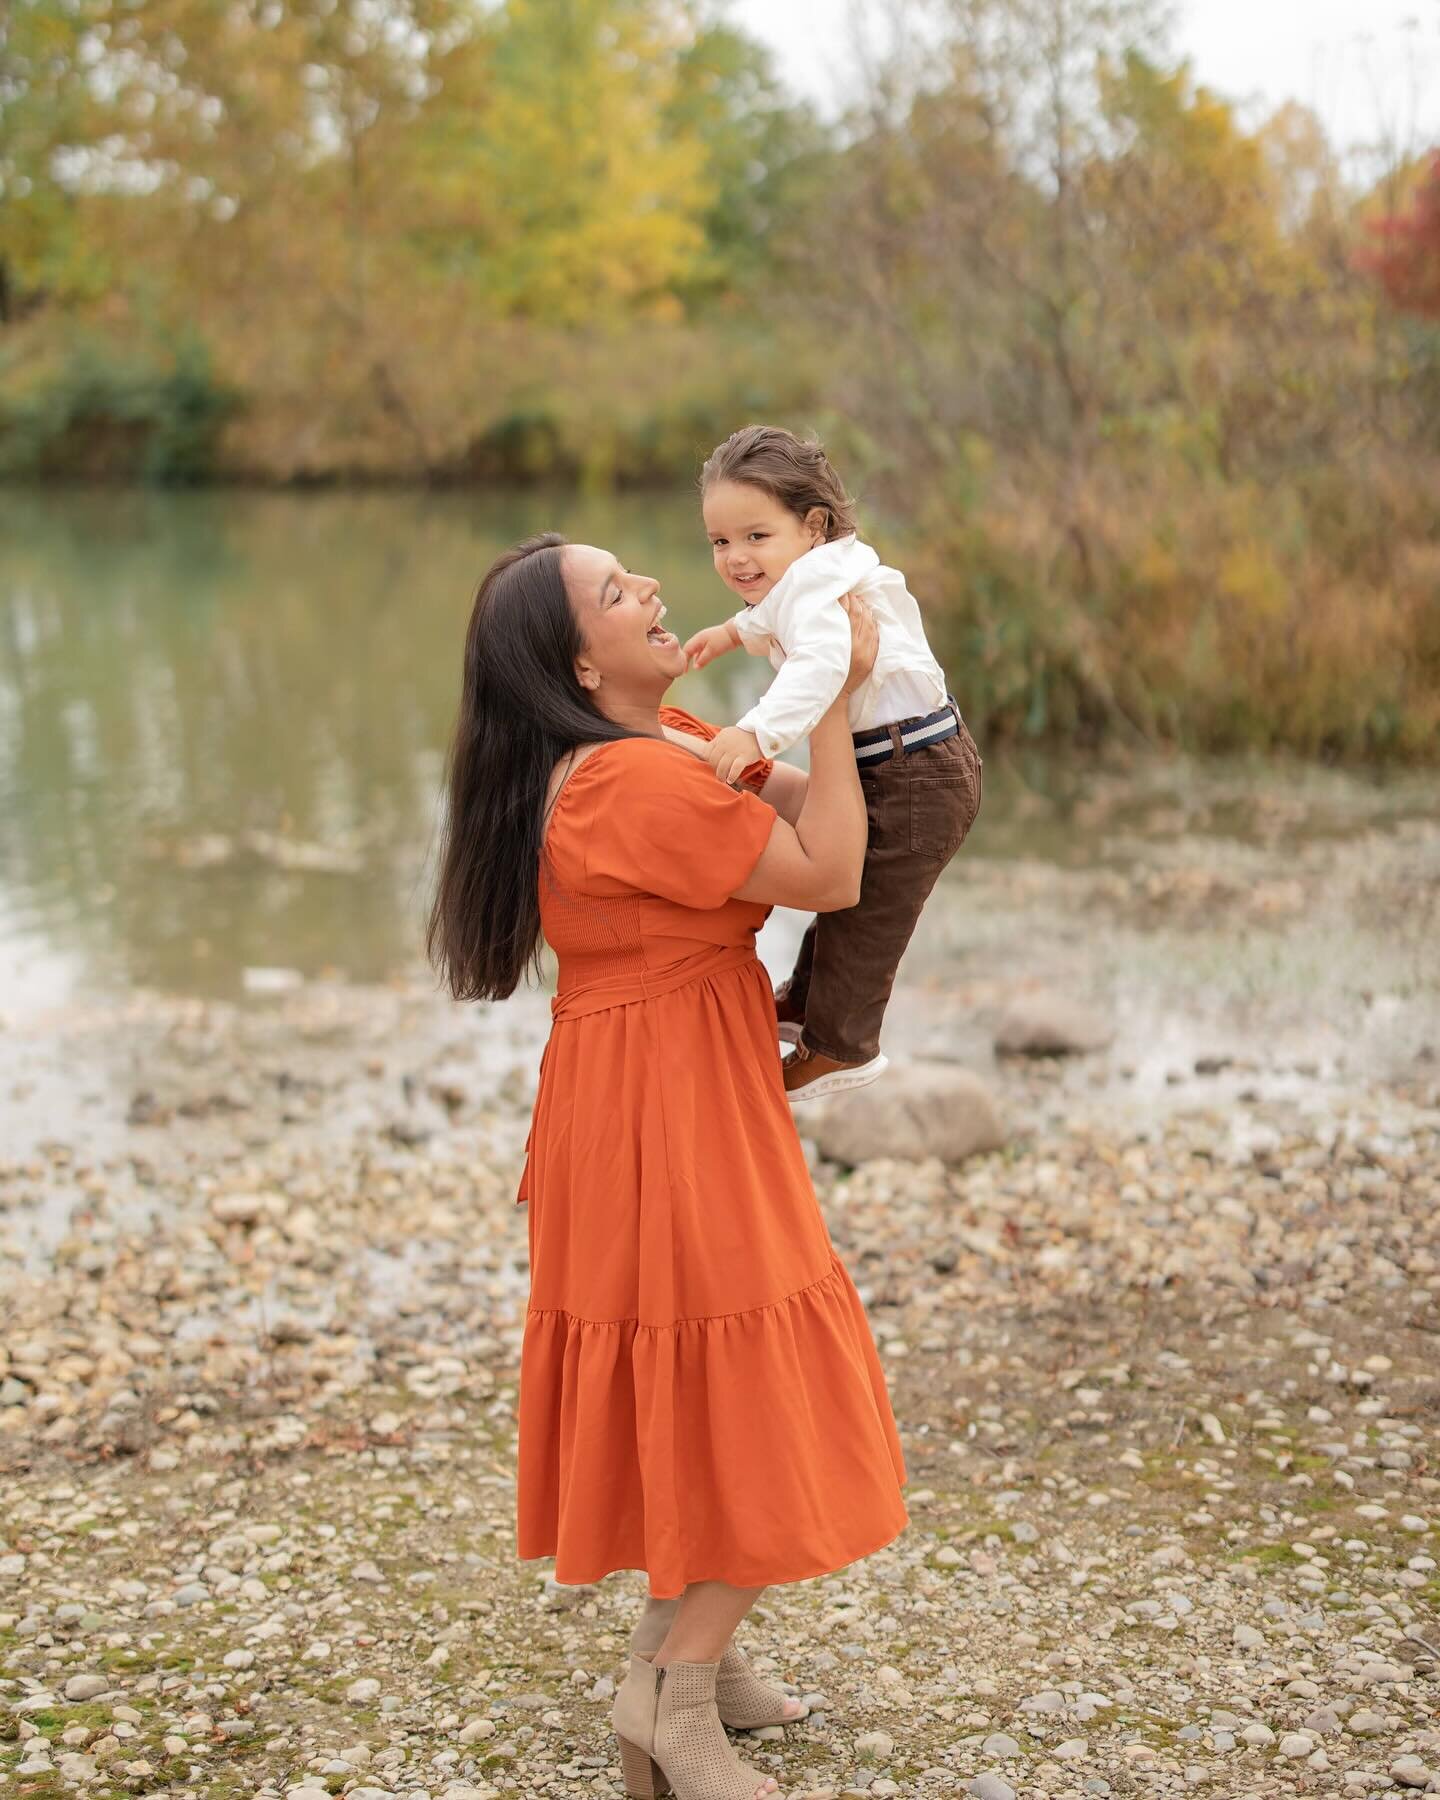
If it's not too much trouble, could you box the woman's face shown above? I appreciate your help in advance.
[562,544,685,700]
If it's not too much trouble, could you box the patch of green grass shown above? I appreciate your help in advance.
[25,1702,115,1739]
[98,1646,158,1674]
[1228,1542,1304,1566]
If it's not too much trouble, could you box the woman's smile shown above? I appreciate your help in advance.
[646,601,679,650]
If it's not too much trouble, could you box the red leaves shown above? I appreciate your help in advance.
[1358,151,1440,320]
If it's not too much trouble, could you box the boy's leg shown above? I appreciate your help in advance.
[796,725,981,1066]
[774,922,817,1026]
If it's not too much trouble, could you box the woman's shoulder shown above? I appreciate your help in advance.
[557,733,707,802]
[658,704,717,742]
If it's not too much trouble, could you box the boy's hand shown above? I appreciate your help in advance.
[705,727,763,787]
[683,622,740,671]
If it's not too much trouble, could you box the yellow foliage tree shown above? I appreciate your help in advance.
[454,0,713,325]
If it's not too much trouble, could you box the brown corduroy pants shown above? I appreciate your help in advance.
[780,715,983,1064]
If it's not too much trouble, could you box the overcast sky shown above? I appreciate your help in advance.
[728,0,1440,162]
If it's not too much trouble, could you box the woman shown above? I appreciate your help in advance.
[428,533,908,1800]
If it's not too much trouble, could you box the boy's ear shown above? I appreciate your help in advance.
[803,506,828,543]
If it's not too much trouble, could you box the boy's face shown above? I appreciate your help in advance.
[703,480,825,606]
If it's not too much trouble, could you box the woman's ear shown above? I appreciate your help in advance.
[803,506,828,544]
[574,656,600,693]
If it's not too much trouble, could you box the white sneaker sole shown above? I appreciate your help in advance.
[786,1053,890,1106]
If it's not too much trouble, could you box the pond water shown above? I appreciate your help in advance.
[1,487,1434,1038]
[0,487,783,1012]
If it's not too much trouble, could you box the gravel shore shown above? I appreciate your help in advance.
[3,762,1438,1799]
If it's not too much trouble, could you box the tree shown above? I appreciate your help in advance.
[1359,151,1440,320]
[665,20,832,296]
[0,0,108,319]
[444,0,714,325]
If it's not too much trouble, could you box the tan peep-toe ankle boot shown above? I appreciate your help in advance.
[611,1654,783,1800]
[629,1604,808,1730]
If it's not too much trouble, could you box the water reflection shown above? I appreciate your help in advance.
[0,487,764,1007]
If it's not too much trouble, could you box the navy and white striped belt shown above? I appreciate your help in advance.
[852,696,962,765]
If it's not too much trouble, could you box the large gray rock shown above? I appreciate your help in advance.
[994,993,1113,1057]
[812,1063,1005,1166]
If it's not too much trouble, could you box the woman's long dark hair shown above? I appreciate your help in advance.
[427,532,634,1001]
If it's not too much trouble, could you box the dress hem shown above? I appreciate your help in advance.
[518,1510,911,1601]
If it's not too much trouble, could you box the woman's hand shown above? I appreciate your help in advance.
[838,591,878,696]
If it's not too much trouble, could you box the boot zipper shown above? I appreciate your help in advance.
[651,1662,666,1748]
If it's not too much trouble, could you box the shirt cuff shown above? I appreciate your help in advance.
[735,706,793,760]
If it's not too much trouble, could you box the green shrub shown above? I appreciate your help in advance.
[0,332,236,483]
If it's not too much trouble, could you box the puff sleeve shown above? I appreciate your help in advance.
[578,739,776,911]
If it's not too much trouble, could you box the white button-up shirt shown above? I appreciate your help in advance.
[732,534,948,759]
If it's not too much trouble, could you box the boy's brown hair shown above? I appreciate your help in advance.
[700,425,858,541]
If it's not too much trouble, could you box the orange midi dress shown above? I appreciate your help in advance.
[514,711,908,1599]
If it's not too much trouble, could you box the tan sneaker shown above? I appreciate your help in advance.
[781,1044,889,1105]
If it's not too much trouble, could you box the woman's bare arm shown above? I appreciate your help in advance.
[754,759,807,825]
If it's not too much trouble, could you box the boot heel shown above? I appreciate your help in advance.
[616,1732,672,1798]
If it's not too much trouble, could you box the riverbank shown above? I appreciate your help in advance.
[2,764,1439,1800]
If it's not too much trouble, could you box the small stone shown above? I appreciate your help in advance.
[1346,1711,1389,1736]
[814,1064,1005,1166]
[1279,1733,1314,1758]
[1055,1739,1088,1760]
[1019,1689,1065,1714]
[994,993,1113,1057]
[63,1674,109,1701]
[347,1678,382,1703]
[981,1734,1021,1758]
[856,1730,894,1758]
[211,1192,267,1224]
[1390,1756,1435,1789]
[966,1777,1016,1800]
[1241,1723,1275,1748]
